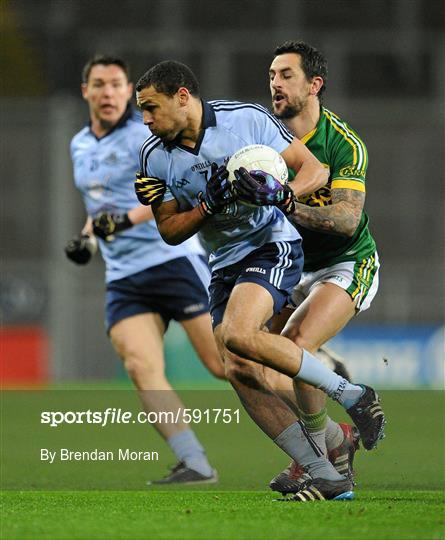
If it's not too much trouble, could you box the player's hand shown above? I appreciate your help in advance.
[64,234,97,265]
[198,163,236,216]
[92,212,133,241]
[233,167,297,215]
[134,172,166,206]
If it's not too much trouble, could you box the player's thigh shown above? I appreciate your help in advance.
[222,282,275,337]
[282,282,357,352]
[109,312,166,369]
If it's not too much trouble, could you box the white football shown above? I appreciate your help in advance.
[226,144,288,186]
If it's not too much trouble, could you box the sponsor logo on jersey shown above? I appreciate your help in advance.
[191,160,212,172]
[245,267,266,274]
[339,165,365,177]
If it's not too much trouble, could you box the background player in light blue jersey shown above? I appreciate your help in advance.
[134,60,385,501]
[65,55,224,485]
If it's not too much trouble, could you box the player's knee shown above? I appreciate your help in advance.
[222,326,256,359]
[124,353,160,382]
[224,355,263,387]
[111,337,163,384]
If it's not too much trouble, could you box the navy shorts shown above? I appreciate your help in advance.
[209,241,303,329]
[105,255,210,332]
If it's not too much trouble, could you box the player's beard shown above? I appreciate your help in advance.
[273,96,307,120]
[99,118,115,131]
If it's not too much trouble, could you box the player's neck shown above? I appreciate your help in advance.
[90,117,115,138]
[178,98,204,149]
[284,99,320,140]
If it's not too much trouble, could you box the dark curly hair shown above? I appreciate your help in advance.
[274,41,328,101]
[136,60,200,97]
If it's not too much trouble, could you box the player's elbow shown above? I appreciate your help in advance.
[343,216,361,237]
[158,228,182,246]
[162,235,182,246]
[341,224,358,238]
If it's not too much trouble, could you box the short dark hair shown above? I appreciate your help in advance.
[135,60,200,97]
[82,54,130,84]
[274,41,328,101]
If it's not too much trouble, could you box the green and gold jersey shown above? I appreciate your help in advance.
[289,107,376,271]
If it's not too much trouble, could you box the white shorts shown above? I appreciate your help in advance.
[290,252,380,313]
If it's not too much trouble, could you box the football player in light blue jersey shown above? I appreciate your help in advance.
[65,55,224,485]
[134,61,384,500]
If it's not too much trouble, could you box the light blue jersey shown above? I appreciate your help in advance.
[139,100,300,271]
[71,106,204,283]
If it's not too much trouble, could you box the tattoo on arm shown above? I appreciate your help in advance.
[290,189,365,237]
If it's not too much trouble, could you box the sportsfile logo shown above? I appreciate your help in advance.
[245,267,266,274]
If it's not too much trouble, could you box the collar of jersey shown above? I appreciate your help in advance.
[88,103,133,141]
[162,100,216,155]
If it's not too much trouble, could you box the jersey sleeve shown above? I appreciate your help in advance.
[138,136,175,203]
[250,104,294,154]
[329,125,368,193]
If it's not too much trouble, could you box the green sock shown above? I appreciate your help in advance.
[299,408,328,457]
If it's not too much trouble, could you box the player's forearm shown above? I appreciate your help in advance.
[289,201,360,237]
[289,161,329,198]
[156,206,206,245]
[127,205,154,225]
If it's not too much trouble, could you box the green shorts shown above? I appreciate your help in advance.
[291,252,380,312]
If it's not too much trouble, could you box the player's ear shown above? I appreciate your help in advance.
[177,87,190,106]
[81,83,88,100]
[311,76,324,97]
[126,81,134,100]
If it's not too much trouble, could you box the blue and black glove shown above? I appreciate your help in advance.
[198,163,236,216]
[135,172,166,206]
[92,212,133,241]
[233,167,297,215]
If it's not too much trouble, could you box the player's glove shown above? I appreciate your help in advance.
[92,212,133,241]
[64,234,96,265]
[134,172,166,206]
[233,167,297,215]
[198,162,236,216]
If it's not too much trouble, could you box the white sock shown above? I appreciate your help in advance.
[296,350,364,408]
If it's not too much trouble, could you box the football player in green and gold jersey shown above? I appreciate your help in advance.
[267,41,381,496]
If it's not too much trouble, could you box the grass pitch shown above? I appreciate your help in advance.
[2,490,444,540]
[1,390,444,539]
